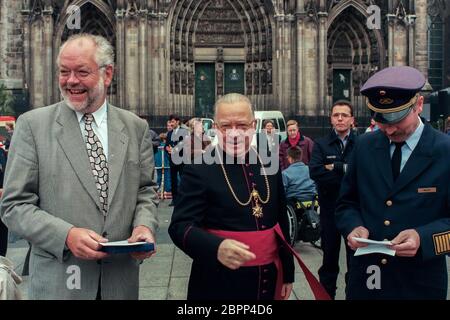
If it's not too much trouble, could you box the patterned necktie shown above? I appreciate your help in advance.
[391,141,405,181]
[84,113,108,216]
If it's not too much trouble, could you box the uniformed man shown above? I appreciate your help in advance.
[309,100,356,299]
[168,93,295,300]
[336,66,450,299]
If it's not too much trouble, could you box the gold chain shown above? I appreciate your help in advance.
[217,147,270,206]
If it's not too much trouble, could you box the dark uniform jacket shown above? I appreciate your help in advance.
[169,147,295,300]
[336,125,450,299]
[309,130,356,211]
[166,127,189,164]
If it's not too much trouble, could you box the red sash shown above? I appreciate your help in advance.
[206,224,330,300]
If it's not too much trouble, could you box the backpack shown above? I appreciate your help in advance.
[297,197,321,242]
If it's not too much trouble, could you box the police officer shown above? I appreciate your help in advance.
[336,66,450,299]
[309,100,356,299]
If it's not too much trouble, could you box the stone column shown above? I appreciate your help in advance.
[387,14,396,66]
[139,9,147,116]
[125,18,139,113]
[116,8,126,108]
[303,19,318,116]
[275,13,284,113]
[393,23,408,66]
[22,9,31,96]
[318,11,328,116]
[43,6,54,106]
[0,0,6,83]
[295,13,305,115]
[284,14,294,114]
[159,14,168,113]
[147,13,155,116]
[30,17,45,108]
[414,0,429,78]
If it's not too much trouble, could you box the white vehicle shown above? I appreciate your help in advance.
[200,118,215,138]
[253,111,287,140]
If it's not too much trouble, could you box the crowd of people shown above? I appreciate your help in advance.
[0,33,449,301]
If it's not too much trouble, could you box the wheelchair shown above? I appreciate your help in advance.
[286,196,321,249]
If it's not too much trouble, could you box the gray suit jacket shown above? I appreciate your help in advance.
[0,102,159,300]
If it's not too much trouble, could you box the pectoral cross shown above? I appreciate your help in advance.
[251,188,263,218]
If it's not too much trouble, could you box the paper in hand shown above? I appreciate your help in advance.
[352,237,396,256]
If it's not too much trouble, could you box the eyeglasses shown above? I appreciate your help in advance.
[332,113,352,119]
[216,121,254,131]
[58,65,106,80]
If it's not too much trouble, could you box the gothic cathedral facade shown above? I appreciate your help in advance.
[0,0,449,130]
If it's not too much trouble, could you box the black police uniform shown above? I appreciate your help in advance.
[167,126,189,204]
[309,129,356,298]
[336,66,450,299]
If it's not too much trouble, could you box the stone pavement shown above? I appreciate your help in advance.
[5,200,450,300]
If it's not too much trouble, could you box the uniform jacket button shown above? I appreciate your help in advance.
[381,258,388,265]
[386,200,393,207]
[384,220,391,226]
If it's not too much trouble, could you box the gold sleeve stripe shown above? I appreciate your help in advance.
[433,232,450,255]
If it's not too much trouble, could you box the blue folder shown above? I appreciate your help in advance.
[99,242,155,254]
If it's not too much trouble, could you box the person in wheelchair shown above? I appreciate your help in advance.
[281,146,316,204]
[282,147,320,248]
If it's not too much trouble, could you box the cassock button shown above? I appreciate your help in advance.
[386,200,393,207]
[381,258,388,265]
[263,269,268,273]
[384,220,391,227]
[249,172,254,177]
[262,290,268,294]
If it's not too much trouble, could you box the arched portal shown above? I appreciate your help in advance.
[168,0,275,117]
[327,3,386,119]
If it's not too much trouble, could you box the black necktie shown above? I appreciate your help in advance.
[391,141,405,181]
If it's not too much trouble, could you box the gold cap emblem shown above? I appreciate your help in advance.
[379,98,394,105]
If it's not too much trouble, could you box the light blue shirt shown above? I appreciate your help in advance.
[282,161,317,201]
[334,129,350,149]
[76,100,109,160]
[389,117,424,172]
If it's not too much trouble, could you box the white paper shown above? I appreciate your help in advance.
[98,240,148,247]
[352,237,396,256]
[352,237,392,246]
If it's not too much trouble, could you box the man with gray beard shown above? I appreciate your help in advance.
[0,34,159,300]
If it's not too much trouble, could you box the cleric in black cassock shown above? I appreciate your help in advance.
[169,93,294,300]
